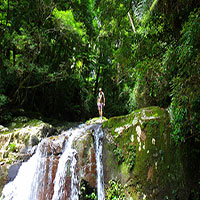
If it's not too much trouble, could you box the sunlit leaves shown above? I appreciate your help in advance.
[52,8,87,41]
[0,0,11,26]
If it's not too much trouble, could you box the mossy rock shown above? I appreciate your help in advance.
[102,106,188,200]
[0,118,56,165]
[86,117,108,125]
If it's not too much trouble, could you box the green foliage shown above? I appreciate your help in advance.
[0,95,8,108]
[9,142,17,152]
[150,0,159,12]
[169,9,200,144]
[114,141,137,171]
[105,180,126,200]
[52,8,87,41]
[190,189,200,200]
[0,94,12,123]
[113,147,124,164]
[113,144,136,171]
[126,145,136,170]
[85,193,97,200]
[79,180,97,200]
[0,0,101,121]
[0,0,200,198]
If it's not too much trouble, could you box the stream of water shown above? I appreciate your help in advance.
[1,123,105,200]
[95,126,105,200]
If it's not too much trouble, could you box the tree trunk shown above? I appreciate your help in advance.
[128,12,136,34]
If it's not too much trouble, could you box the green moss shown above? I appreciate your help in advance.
[120,162,130,176]
[0,130,12,135]
[103,140,122,178]
[86,117,108,125]
[24,119,43,127]
[103,106,183,199]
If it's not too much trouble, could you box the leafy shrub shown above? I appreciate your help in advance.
[113,147,124,164]
[126,145,136,170]
[169,9,200,143]
[0,94,8,108]
[79,180,97,200]
[85,193,97,200]
[105,180,126,200]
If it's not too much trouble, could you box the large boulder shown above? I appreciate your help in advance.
[102,106,190,200]
[0,117,56,164]
[0,117,57,196]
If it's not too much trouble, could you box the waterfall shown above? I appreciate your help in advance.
[1,123,105,200]
[52,126,85,200]
[0,138,55,200]
[95,125,105,200]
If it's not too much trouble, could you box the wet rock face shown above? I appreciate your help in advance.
[7,163,22,182]
[37,153,60,200]
[41,126,58,138]
[81,147,97,187]
[74,130,97,188]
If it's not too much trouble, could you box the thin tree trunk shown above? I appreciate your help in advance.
[128,12,136,34]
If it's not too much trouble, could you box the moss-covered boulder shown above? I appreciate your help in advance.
[0,117,57,164]
[0,117,57,196]
[102,106,188,200]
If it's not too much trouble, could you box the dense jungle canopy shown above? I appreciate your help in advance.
[0,0,200,144]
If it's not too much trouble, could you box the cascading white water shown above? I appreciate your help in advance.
[1,138,53,200]
[95,125,105,200]
[52,125,85,200]
[1,123,105,200]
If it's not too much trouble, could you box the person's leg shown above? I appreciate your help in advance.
[98,108,101,117]
[100,103,103,118]
[98,103,101,117]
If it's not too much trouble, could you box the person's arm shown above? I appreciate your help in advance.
[103,94,105,106]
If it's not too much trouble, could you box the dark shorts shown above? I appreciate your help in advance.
[97,103,104,110]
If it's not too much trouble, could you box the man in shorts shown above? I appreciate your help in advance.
[97,88,105,119]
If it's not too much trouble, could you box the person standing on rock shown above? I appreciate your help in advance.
[97,88,105,119]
